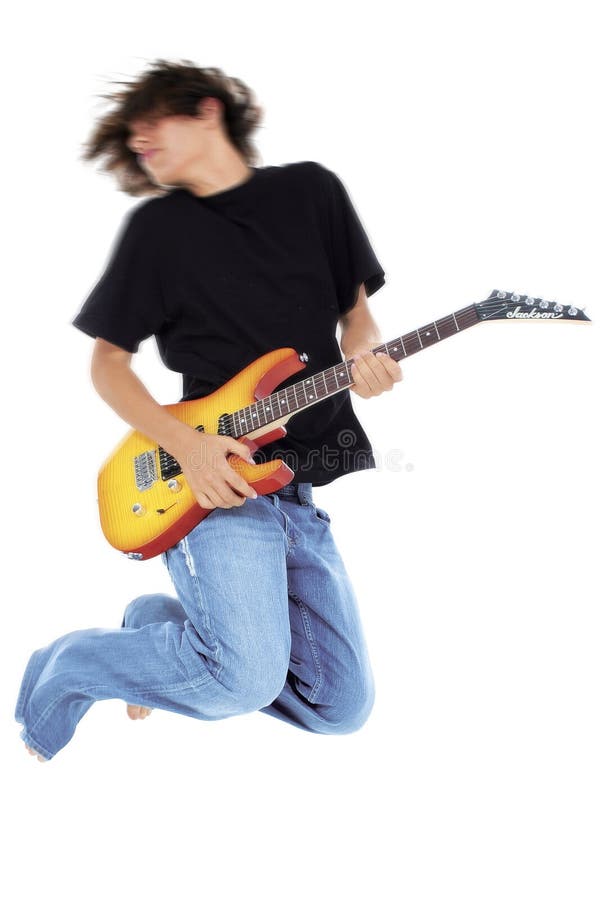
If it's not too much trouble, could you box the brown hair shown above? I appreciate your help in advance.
[79,58,264,197]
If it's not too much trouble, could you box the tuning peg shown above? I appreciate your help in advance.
[511,293,521,301]
[525,296,535,305]
[497,291,507,299]
[539,299,549,309]
[568,306,578,316]
[553,303,563,313]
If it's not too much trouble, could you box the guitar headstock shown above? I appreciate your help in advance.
[476,290,591,322]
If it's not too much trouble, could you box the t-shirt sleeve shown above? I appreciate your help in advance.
[71,203,167,353]
[316,163,386,316]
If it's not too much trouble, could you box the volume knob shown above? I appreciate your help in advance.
[168,479,182,492]
[132,503,145,516]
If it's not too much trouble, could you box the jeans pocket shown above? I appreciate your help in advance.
[314,505,331,525]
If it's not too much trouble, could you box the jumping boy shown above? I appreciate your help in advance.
[15,59,402,762]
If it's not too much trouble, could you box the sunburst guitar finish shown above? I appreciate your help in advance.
[98,347,303,560]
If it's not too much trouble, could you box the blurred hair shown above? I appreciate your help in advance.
[79,58,264,197]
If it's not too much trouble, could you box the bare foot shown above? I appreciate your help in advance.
[126,704,153,720]
[24,743,47,762]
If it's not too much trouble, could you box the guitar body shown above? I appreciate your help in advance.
[98,346,306,560]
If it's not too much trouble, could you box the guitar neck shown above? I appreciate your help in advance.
[228,303,481,439]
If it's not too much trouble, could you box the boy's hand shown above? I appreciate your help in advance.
[176,432,258,510]
[347,349,403,398]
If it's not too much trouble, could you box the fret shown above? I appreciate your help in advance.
[292,381,300,412]
[317,370,326,400]
[420,324,439,348]
[406,331,420,353]
[230,304,482,437]
[440,318,454,339]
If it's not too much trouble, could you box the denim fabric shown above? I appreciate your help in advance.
[15,483,375,760]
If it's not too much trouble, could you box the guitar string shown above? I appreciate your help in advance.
[229,294,573,430]
[169,299,519,447]
[162,296,562,461]
[220,301,499,438]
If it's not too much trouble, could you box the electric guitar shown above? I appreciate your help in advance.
[95,290,590,560]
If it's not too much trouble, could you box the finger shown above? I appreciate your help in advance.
[207,467,257,507]
[202,476,247,508]
[227,438,256,465]
[220,453,259,496]
[218,470,260,505]
[349,354,372,387]
[195,491,216,509]
[195,475,230,508]
[375,353,403,382]
[349,361,375,396]
[225,468,259,499]
[214,484,249,507]
[351,353,384,394]
[361,352,399,391]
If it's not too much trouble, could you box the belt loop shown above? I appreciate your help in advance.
[297,483,313,506]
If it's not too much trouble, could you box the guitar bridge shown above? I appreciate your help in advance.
[134,450,158,492]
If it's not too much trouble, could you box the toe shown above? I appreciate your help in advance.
[25,744,46,762]
[127,704,152,720]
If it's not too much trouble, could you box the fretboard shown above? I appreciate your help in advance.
[226,303,481,439]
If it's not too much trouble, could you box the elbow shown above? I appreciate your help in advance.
[90,338,132,394]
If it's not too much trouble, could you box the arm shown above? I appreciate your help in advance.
[91,338,196,458]
[338,283,403,398]
[339,283,383,358]
[90,338,257,509]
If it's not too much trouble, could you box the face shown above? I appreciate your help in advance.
[126,102,216,188]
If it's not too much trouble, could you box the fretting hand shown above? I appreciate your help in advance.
[347,349,403,398]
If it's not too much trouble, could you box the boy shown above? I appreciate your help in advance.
[16,59,402,762]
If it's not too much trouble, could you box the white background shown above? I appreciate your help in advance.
[2,1,598,897]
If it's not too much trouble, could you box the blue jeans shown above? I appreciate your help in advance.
[15,483,375,761]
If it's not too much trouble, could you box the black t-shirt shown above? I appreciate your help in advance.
[72,161,386,486]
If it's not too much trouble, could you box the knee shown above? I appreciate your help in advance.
[217,651,290,715]
[316,676,376,735]
[121,593,176,629]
